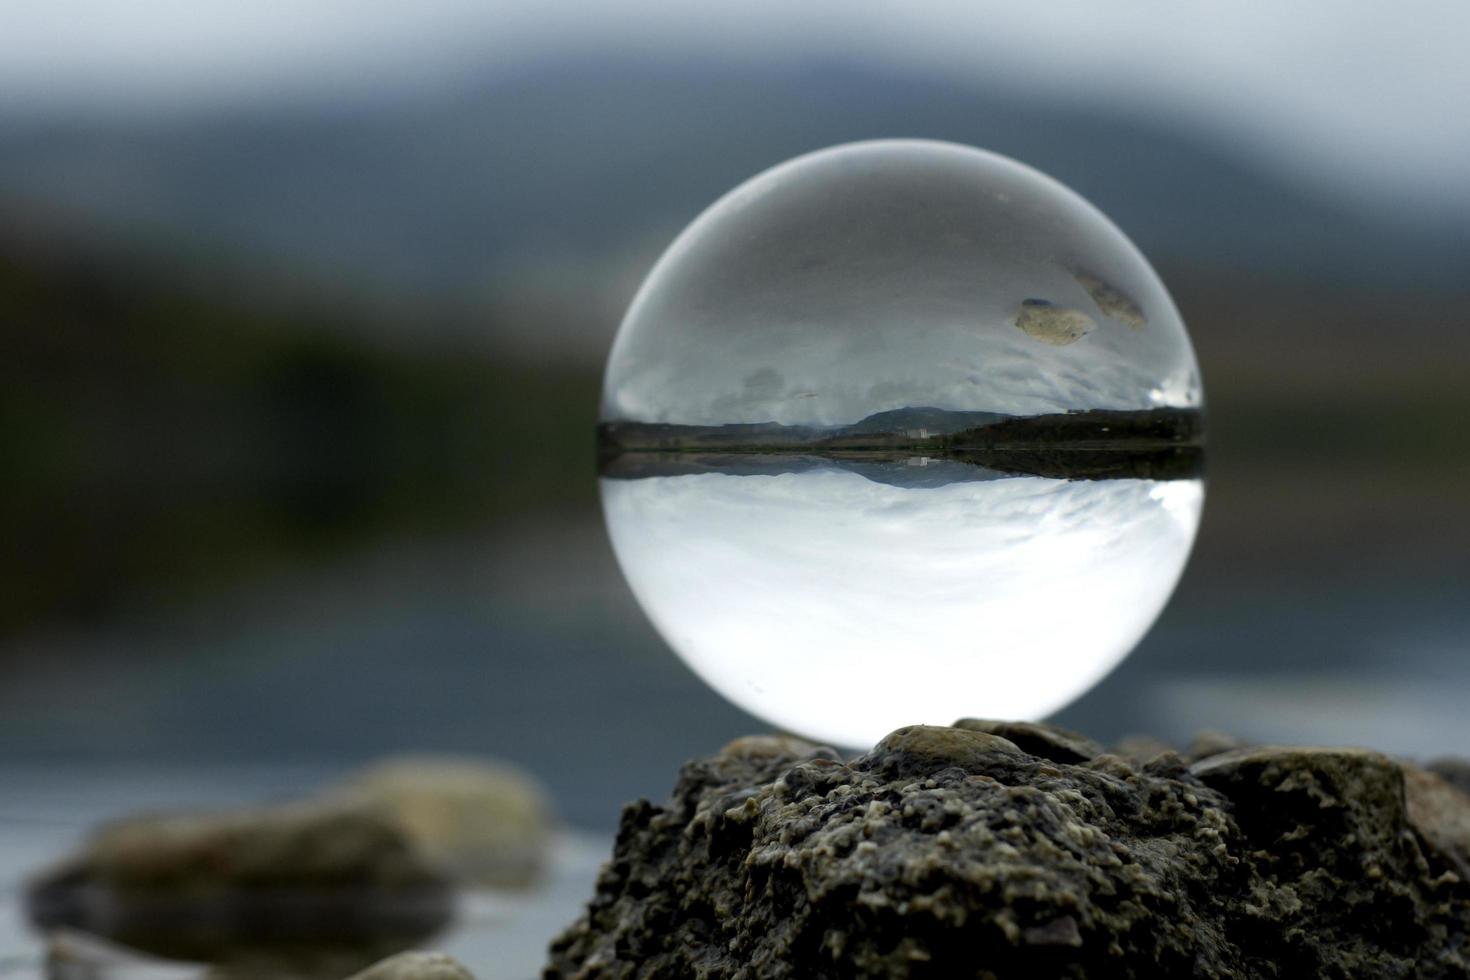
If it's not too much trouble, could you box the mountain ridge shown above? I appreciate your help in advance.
[599,405,1202,455]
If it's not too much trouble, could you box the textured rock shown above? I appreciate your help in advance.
[27,800,453,962]
[546,723,1470,979]
[346,952,475,980]
[329,755,555,888]
[952,718,1102,763]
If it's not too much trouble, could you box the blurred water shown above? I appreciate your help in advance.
[1,516,1466,821]
[0,519,756,828]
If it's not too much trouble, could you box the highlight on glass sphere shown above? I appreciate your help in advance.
[597,139,1204,748]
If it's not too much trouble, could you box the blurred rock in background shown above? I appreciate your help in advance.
[25,755,552,975]
[328,756,554,889]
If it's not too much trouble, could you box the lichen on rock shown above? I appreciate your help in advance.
[546,722,1470,979]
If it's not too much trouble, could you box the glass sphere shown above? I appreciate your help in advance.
[599,139,1203,748]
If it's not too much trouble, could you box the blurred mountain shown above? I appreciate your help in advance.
[837,407,1011,437]
[0,57,1466,359]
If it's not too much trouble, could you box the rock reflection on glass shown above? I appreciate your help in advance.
[598,140,1205,746]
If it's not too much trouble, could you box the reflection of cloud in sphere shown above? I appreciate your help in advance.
[602,471,1202,747]
[603,140,1201,429]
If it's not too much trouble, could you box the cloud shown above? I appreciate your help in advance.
[604,141,1202,426]
[602,468,1202,746]
[4,2,1466,212]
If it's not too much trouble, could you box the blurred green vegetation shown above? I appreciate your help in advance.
[3,235,1467,637]
[0,241,600,634]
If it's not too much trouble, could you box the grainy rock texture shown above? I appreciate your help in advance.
[546,724,1470,979]
[952,718,1103,763]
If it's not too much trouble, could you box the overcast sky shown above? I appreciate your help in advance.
[2,1,1466,213]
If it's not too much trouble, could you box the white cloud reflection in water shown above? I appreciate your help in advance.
[602,468,1202,747]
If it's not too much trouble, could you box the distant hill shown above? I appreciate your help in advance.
[600,406,1201,456]
[597,407,992,453]
[598,407,1014,451]
[941,407,1204,448]
[0,56,1465,357]
[836,407,1009,437]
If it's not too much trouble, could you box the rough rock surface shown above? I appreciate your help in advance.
[546,724,1470,979]
[953,718,1102,763]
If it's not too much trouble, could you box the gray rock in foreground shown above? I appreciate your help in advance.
[546,724,1470,979]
